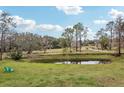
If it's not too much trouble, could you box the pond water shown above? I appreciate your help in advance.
[55,61,111,64]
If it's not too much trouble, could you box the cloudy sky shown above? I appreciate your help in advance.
[0,6,124,39]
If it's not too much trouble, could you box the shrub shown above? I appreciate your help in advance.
[10,51,22,60]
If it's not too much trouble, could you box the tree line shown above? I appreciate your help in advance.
[96,16,124,56]
[62,22,88,52]
[0,11,64,60]
[1,11,124,60]
[0,11,91,61]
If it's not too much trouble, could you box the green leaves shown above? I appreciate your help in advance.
[10,51,22,60]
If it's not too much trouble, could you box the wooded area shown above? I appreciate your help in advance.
[1,11,124,60]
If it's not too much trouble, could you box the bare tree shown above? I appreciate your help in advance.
[0,11,16,60]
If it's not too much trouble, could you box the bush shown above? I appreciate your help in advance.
[10,51,22,60]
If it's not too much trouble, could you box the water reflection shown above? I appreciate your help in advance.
[55,61,111,64]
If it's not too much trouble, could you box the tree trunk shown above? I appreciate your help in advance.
[110,29,113,50]
[43,46,46,54]
[27,46,32,54]
[118,30,121,56]
[76,30,78,52]
[9,38,12,51]
[0,48,2,60]
[0,32,4,60]
[79,34,81,52]
[70,42,72,53]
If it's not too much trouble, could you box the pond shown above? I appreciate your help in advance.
[55,61,111,64]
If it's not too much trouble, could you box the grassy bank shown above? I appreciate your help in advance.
[0,54,124,87]
[30,54,111,63]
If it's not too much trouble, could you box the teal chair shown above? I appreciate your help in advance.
[4,67,14,73]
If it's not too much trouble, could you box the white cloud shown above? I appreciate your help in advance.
[109,9,124,18]
[13,16,36,32]
[7,11,64,33]
[1,12,96,39]
[94,20,108,24]
[56,6,84,15]
[13,16,64,32]
[37,24,63,31]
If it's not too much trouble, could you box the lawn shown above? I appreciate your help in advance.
[0,52,124,87]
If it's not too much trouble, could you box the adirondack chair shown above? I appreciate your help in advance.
[4,67,14,72]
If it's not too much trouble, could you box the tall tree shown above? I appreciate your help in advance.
[73,22,84,52]
[0,11,16,60]
[114,16,124,56]
[96,28,109,50]
[106,21,115,50]
[78,23,84,52]
[83,27,88,46]
[99,34,109,50]
[62,28,74,52]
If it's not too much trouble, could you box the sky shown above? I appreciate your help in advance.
[0,6,124,39]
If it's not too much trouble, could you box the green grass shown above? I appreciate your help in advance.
[0,53,124,87]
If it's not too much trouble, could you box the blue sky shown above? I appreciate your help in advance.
[0,6,124,39]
